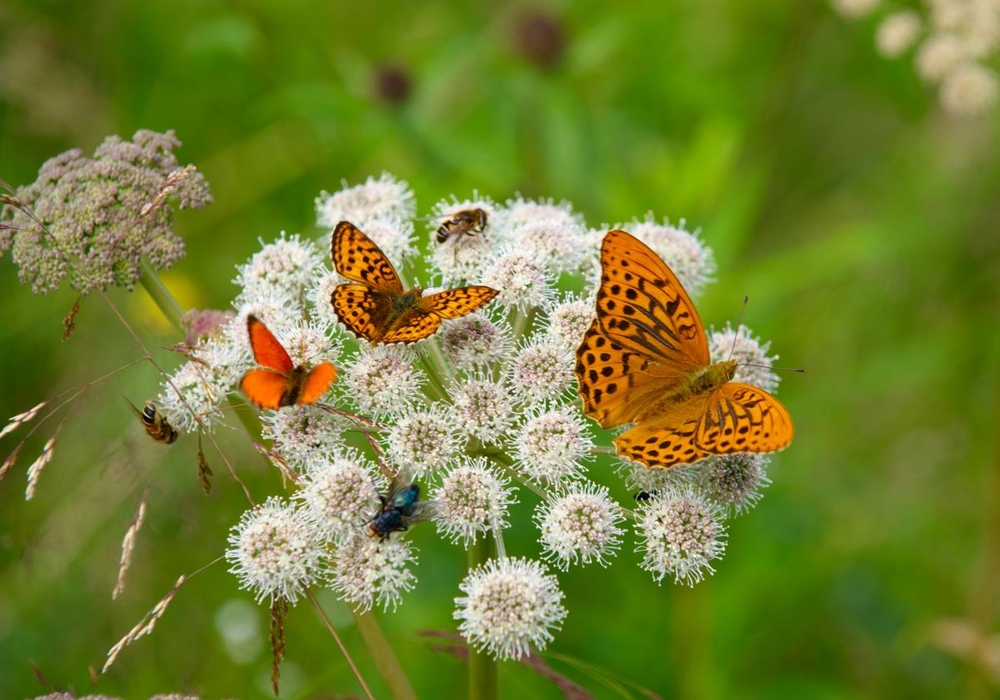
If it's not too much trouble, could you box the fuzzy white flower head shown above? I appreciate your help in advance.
[619,460,698,497]
[536,483,624,570]
[876,11,923,58]
[929,0,970,33]
[509,216,587,275]
[481,248,552,311]
[234,233,324,301]
[156,360,225,433]
[624,217,715,297]
[261,404,349,469]
[696,454,771,515]
[916,33,970,83]
[514,406,593,485]
[940,62,999,116]
[262,318,338,370]
[308,270,343,330]
[342,345,422,419]
[438,313,510,372]
[433,458,516,545]
[965,1,1000,57]
[385,407,459,477]
[451,376,515,443]
[315,173,416,228]
[830,0,879,19]
[507,338,575,404]
[636,487,727,586]
[331,531,417,613]
[545,295,594,350]
[503,196,582,236]
[454,557,567,661]
[333,216,416,273]
[295,451,382,541]
[225,497,327,604]
[708,323,781,393]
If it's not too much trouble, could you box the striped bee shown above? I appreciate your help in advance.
[435,208,488,244]
[125,398,178,444]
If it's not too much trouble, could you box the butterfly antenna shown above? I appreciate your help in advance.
[727,296,750,361]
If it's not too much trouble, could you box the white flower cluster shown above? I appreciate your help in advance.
[161,173,786,657]
[835,0,1000,116]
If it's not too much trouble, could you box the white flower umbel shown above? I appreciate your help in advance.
[433,458,516,545]
[513,406,593,485]
[315,173,416,229]
[261,404,349,470]
[342,345,423,419]
[225,497,327,604]
[623,216,715,297]
[427,194,502,283]
[438,313,511,372]
[451,376,515,443]
[331,531,417,613]
[481,248,552,311]
[233,232,325,302]
[536,483,624,570]
[385,407,459,478]
[507,338,574,405]
[454,557,567,661]
[877,11,923,58]
[295,450,383,541]
[830,0,879,20]
[156,360,226,433]
[502,198,587,275]
[940,62,999,116]
[916,33,970,84]
[636,487,727,586]
[708,323,781,394]
[545,294,594,351]
[696,454,771,515]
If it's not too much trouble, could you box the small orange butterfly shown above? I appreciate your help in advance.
[240,315,337,409]
[575,230,793,469]
[331,221,499,344]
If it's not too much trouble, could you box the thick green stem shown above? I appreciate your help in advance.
[139,259,184,331]
[468,536,498,700]
[353,609,417,700]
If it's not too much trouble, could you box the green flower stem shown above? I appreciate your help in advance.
[353,609,417,700]
[468,535,498,700]
[139,259,184,331]
[138,259,263,444]
[418,346,449,402]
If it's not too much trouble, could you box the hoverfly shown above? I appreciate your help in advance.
[434,208,488,244]
[125,398,178,444]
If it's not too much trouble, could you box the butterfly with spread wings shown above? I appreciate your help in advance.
[331,221,498,344]
[240,315,337,409]
[575,230,793,469]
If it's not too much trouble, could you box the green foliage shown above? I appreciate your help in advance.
[1,1,998,698]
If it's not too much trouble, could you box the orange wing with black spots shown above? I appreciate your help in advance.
[575,230,793,469]
[330,221,498,344]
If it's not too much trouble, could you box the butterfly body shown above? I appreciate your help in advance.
[125,398,178,444]
[331,221,498,344]
[576,230,793,469]
[240,315,337,410]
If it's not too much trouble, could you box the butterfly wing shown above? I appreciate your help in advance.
[614,383,793,468]
[297,362,338,405]
[247,315,294,374]
[595,229,710,370]
[331,283,394,342]
[331,221,404,293]
[694,382,793,456]
[576,319,683,427]
[420,286,498,319]
[380,311,441,344]
[241,369,294,410]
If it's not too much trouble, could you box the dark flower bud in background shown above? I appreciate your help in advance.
[0,129,211,295]
[374,63,412,107]
[512,9,566,71]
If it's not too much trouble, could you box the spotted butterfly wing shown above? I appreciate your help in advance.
[575,229,793,469]
[330,221,498,344]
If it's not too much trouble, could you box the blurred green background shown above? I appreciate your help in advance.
[2,0,999,698]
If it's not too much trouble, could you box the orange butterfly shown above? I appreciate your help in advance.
[575,230,793,469]
[330,221,498,344]
[240,315,337,409]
